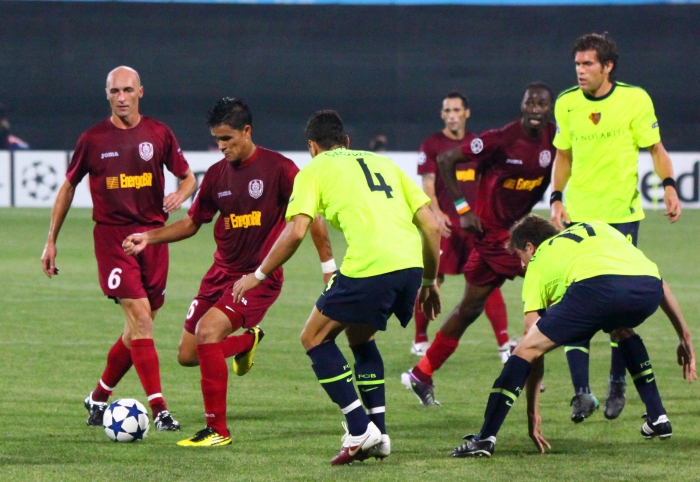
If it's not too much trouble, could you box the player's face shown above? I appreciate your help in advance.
[574,50,613,95]
[106,70,143,120]
[520,88,552,130]
[514,243,535,269]
[441,98,470,135]
[211,124,254,163]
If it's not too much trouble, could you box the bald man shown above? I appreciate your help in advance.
[42,66,196,431]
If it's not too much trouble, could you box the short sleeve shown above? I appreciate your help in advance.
[416,139,437,176]
[460,130,499,165]
[163,127,190,178]
[187,171,218,226]
[553,96,572,151]
[65,132,90,186]
[278,159,300,205]
[285,168,320,221]
[521,267,548,313]
[400,168,430,214]
[630,90,661,149]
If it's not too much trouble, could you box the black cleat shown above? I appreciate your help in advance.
[604,379,626,420]
[84,391,107,426]
[154,410,181,431]
[641,413,672,440]
[570,393,599,423]
[451,434,495,458]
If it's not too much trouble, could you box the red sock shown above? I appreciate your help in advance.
[131,338,167,417]
[412,331,459,384]
[221,332,255,358]
[484,288,510,346]
[197,343,230,437]
[413,297,430,343]
[93,336,133,403]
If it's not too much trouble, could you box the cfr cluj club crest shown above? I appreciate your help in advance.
[589,112,601,125]
[139,142,154,161]
[249,179,263,199]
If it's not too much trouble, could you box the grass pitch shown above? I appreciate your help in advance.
[1,208,698,481]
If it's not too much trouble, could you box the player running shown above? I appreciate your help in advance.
[402,82,555,406]
[414,91,513,361]
[123,98,333,447]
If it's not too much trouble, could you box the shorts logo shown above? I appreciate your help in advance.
[139,142,154,161]
[249,179,263,199]
[539,150,552,168]
[652,121,659,129]
[417,151,427,166]
[589,112,601,125]
[470,138,484,154]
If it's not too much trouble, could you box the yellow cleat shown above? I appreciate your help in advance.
[233,326,264,376]
[177,426,232,447]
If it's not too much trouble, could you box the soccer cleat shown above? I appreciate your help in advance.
[340,424,391,461]
[498,339,518,364]
[154,410,180,431]
[233,326,265,376]
[570,392,599,423]
[177,426,232,447]
[451,434,496,458]
[604,379,626,420]
[401,371,441,406]
[410,341,430,357]
[641,414,672,440]
[84,391,107,426]
[330,421,382,465]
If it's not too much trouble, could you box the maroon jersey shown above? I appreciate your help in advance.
[188,146,298,279]
[66,116,190,226]
[418,131,479,225]
[461,121,556,232]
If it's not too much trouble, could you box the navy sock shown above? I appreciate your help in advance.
[609,340,627,382]
[618,335,666,421]
[307,341,369,436]
[565,341,591,394]
[480,355,532,439]
[351,339,386,434]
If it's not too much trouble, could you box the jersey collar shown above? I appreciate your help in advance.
[582,82,617,102]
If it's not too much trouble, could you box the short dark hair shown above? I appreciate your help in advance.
[507,214,560,252]
[523,81,555,104]
[573,33,618,81]
[207,97,252,130]
[305,110,348,150]
[445,91,469,109]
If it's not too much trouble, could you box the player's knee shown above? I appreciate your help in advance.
[194,319,224,345]
[130,314,154,339]
[300,329,317,352]
[177,349,198,367]
[610,327,636,343]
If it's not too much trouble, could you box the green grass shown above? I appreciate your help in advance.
[1,208,699,481]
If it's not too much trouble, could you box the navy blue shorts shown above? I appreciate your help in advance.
[315,268,422,331]
[568,221,639,246]
[536,275,663,346]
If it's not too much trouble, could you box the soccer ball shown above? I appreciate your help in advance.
[103,398,150,442]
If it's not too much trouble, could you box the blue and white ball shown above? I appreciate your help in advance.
[103,398,150,442]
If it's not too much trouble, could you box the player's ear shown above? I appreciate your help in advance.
[465,108,471,120]
[344,136,350,149]
[138,86,144,98]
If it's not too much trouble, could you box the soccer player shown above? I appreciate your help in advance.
[402,82,555,406]
[232,110,441,465]
[550,33,688,422]
[123,98,334,447]
[414,92,513,361]
[451,215,696,458]
[40,66,196,430]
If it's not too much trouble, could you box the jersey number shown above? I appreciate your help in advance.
[548,223,597,245]
[108,268,122,289]
[357,158,393,198]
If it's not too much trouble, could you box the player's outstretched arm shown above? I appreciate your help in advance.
[648,142,681,223]
[550,149,572,230]
[122,215,199,256]
[163,168,196,214]
[412,204,441,320]
[436,148,482,234]
[659,280,697,382]
[41,179,76,278]
[421,173,452,238]
[308,214,335,284]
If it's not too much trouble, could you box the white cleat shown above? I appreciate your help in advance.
[498,339,518,364]
[410,341,430,357]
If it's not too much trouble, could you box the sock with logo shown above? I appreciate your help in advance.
[307,341,368,436]
[609,339,627,382]
[479,355,532,439]
[484,288,510,346]
[412,331,459,384]
[351,339,386,434]
[197,342,230,437]
[131,338,167,417]
[565,341,591,394]
[93,336,133,402]
[413,297,430,344]
[618,335,665,420]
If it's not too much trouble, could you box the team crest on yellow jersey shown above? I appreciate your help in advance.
[589,112,601,125]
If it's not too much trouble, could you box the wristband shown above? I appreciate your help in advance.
[254,267,267,281]
[454,197,470,215]
[321,259,337,274]
[422,278,437,287]
[662,177,676,189]
[550,190,563,206]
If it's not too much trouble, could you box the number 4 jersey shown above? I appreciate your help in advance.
[522,220,660,313]
[287,148,430,278]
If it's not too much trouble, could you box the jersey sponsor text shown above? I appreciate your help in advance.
[224,211,262,229]
[502,176,544,191]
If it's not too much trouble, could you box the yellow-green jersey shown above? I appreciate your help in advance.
[286,148,430,278]
[522,221,660,313]
[553,83,661,223]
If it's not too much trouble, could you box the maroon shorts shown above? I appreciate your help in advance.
[93,224,168,310]
[183,263,283,335]
[465,229,524,288]
[439,227,473,276]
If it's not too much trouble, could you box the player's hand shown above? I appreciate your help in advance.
[232,274,262,304]
[122,233,148,256]
[323,272,334,285]
[163,192,186,214]
[437,210,452,238]
[677,332,697,383]
[550,201,570,231]
[419,285,441,320]
[663,187,681,223]
[528,412,551,454]
[459,211,482,234]
[41,243,59,278]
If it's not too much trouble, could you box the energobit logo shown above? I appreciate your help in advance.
[224,211,262,229]
[502,176,544,191]
[105,173,153,189]
[456,169,475,182]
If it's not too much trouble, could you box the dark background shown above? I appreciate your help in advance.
[1,2,699,151]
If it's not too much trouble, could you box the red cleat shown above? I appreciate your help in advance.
[330,421,382,466]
